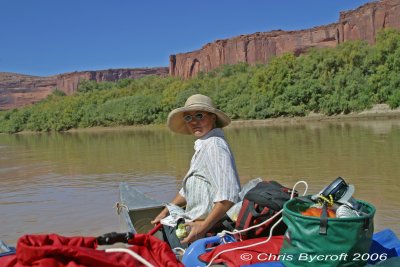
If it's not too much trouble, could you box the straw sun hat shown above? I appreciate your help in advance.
[167,94,231,135]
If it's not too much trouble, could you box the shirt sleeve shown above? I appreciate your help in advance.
[205,138,240,203]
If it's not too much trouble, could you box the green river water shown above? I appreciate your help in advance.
[1,118,399,245]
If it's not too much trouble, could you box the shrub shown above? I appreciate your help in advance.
[1,29,399,133]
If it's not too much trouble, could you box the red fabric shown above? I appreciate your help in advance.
[0,254,17,267]
[0,233,183,267]
[199,235,284,267]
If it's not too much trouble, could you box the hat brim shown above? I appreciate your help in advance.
[167,105,231,135]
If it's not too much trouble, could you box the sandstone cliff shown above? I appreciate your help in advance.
[0,73,57,110]
[56,68,168,95]
[169,0,400,79]
[0,68,168,110]
[2,0,399,110]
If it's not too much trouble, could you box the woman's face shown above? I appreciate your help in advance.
[183,111,216,138]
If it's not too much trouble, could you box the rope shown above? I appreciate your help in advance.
[173,247,186,254]
[318,194,334,206]
[205,180,308,267]
[105,248,155,267]
[113,202,128,215]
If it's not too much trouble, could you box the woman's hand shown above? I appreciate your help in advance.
[151,193,187,225]
[150,210,168,225]
[181,221,208,244]
[181,200,234,244]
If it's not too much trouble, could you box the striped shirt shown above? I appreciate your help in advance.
[179,128,241,221]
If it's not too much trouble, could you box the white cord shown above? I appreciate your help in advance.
[173,247,186,255]
[218,208,283,239]
[205,180,308,267]
[105,248,155,267]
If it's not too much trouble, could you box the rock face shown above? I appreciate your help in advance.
[169,0,400,79]
[0,73,57,110]
[338,0,400,44]
[0,68,168,110]
[56,68,169,95]
[2,0,399,110]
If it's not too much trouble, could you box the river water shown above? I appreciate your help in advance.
[1,119,399,245]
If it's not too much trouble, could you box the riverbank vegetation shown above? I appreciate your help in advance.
[1,29,399,133]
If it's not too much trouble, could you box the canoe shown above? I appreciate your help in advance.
[0,240,15,257]
[117,182,164,234]
[1,182,398,266]
[118,182,400,267]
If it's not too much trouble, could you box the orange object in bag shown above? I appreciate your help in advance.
[301,207,336,218]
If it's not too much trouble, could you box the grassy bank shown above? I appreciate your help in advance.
[1,29,399,134]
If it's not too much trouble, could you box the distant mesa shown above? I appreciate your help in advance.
[1,0,400,110]
[0,68,168,110]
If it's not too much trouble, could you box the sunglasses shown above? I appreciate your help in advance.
[183,113,207,123]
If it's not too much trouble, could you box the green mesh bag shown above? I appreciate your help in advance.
[280,196,375,267]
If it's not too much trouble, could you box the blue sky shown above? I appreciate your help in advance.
[0,0,373,77]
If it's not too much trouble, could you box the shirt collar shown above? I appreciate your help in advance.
[194,128,224,151]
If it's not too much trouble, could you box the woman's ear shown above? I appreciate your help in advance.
[211,114,217,127]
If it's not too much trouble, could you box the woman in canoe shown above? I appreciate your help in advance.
[151,94,241,248]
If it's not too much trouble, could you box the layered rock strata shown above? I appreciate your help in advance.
[169,0,400,79]
[2,0,399,110]
[56,68,168,95]
[0,68,168,110]
[0,73,57,110]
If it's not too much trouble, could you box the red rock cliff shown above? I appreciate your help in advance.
[0,68,168,110]
[169,0,400,79]
[56,68,168,95]
[0,73,57,110]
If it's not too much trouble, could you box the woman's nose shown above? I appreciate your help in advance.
[189,119,199,125]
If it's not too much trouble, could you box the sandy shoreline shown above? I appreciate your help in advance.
[229,104,400,128]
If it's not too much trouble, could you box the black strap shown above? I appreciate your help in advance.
[319,203,328,235]
[363,218,370,231]
[96,232,133,245]
[293,195,329,235]
[244,181,296,211]
[248,201,273,218]
[222,219,235,231]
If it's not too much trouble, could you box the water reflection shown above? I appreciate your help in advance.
[0,119,399,244]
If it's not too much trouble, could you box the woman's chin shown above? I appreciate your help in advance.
[192,129,205,137]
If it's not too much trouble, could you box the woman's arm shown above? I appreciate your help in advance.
[181,200,234,244]
[151,193,187,225]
